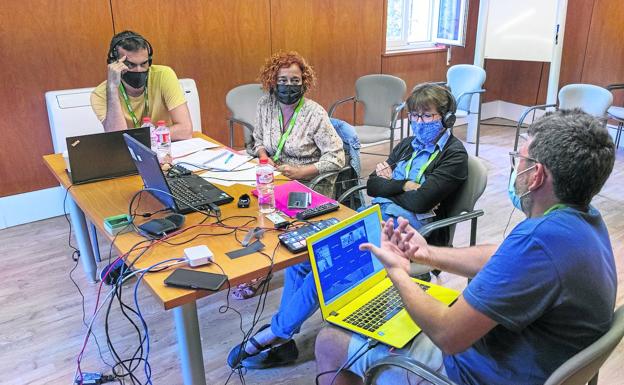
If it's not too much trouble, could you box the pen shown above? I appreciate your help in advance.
[224,152,234,164]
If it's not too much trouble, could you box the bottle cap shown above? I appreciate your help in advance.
[259,158,268,164]
[156,120,166,126]
[142,117,151,123]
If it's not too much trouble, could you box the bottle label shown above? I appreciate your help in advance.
[257,171,274,184]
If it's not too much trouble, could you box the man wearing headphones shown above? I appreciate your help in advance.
[91,31,192,140]
[366,82,468,249]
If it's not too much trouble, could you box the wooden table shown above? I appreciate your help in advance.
[43,137,353,385]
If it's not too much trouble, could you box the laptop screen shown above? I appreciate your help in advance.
[123,133,177,211]
[310,208,383,304]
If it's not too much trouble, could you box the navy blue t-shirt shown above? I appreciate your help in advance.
[444,206,616,385]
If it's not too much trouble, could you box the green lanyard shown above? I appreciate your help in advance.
[273,98,305,162]
[544,203,567,215]
[119,83,149,128]
[404,150,439,183]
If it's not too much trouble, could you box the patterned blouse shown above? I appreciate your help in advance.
[253,95,345,196]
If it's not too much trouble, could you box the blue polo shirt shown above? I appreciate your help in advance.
[444,206,617,385]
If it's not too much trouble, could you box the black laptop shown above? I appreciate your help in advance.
[65,127,150,184]
[123,133,233,214]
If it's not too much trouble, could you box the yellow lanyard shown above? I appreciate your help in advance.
[119,83,149,128]
[404,150,439,183]
[273,98,305,162]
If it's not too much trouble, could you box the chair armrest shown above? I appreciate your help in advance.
[391,102,406,127]
[364,355,457,385]
[419,210,484,238]
[308,167,349,191]
[227,118,255,133]
[329,96,356,117]
[337,184,367,204]
[606,83,624,91]
[455,89,486,112]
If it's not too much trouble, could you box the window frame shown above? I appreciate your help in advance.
[385,0,469,54]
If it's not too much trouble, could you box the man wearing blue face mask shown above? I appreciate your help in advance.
[91,31,192,140]
[366,83,468,248]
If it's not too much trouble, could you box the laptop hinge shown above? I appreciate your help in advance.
[329,311,339,317]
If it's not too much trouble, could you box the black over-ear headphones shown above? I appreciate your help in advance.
[107,31,153,65]
[439,86,457,129]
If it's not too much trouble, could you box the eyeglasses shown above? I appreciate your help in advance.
[276,77,302,86]
[509,151,538,171]
[408,112,439,123]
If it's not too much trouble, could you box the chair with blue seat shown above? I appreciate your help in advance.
[514,84,613,151]
[434,65,486,156]
[226,83,265,155]
[328,74,407,155]
[606,83,624,149]
[364,305,624,385]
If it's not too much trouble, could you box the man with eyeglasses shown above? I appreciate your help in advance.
[315,109,616,385]
[366,83,468,262]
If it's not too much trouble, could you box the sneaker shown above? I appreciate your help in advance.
[241,339,299,369]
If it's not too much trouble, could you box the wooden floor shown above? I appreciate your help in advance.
[1,119,622,385]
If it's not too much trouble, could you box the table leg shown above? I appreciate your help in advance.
[87,220,102,263]
[67,196,98,282]
[173,301,207,385]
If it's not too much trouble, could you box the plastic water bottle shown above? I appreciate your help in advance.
[141,117,157,151]
[256,158,275,214]
[154,120,172,164]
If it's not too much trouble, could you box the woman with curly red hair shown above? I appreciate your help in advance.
[227,52,345,370]
[252,51,345,197]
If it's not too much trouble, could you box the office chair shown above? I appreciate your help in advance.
[328,74,406,154]
[226,83,265,154]
[606,83,624,149]
[514,84,613,151]
[363,305,624,385]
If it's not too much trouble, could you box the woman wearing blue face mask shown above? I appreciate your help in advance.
[366,83,469,252]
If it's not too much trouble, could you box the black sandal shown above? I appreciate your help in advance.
[227,324,271,368]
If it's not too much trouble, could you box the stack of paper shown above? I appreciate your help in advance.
[171,138,220,158]
[173,148,252,172]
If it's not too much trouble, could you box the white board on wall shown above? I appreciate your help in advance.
[484,0,558,62]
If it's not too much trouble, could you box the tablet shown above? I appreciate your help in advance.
[164,268,227,291]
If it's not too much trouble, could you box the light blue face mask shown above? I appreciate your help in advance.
[508,166,536,210]
[411,120,444,146]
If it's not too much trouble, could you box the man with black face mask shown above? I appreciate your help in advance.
[90,31,192,140]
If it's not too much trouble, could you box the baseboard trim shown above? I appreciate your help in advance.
[0,186,66,229]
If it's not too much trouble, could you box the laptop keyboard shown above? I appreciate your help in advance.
[168,178,210,207]
[343,284,429,332]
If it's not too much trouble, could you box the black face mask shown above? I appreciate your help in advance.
[122,71,148,89]
[275,84,304,105]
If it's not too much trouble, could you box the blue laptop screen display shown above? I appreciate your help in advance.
[311,212,383,304]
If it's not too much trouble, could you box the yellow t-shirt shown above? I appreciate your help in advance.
[90,65,187,128]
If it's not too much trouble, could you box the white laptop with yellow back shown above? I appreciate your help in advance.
[307,205,459,348]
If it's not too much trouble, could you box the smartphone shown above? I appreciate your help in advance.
[164,268,227,291]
